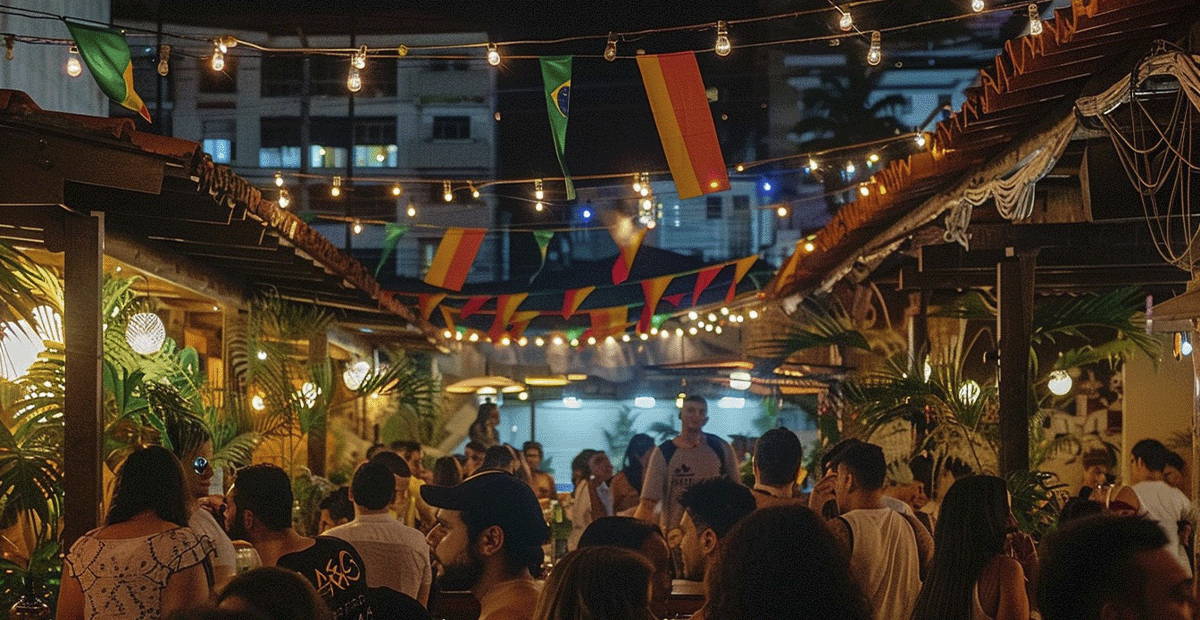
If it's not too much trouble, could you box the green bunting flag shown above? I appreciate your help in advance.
[64,20,151,122]
[530,229,555,282]
[540,56,575,200]
[375,223,411,277]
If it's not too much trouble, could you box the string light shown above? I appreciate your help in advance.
[274,171,284,187]
[735,164,745,172]
[867,31,882,66]
[714,21,731,57]
[777,206,788,217]
[604,33,618,61]
[278,189,290,209]
[534,179,544,200]
[1027,4,1043,36]
[407,202,416,217]
[535,201,545,212]
[331,176,342,197]
[803,240,815,252]
[971,0,986,12]
[632,173,643,193]
[352,219,363,234]
[352,45,367,70]
[838,7,853,31]
[535,337,545,346]
[392,183,402,196]
[808,157,819,171]
[859,184,870,196]
[470,183,481,199]
[443,180,454,202]
[347,64,362,93]
[210,40,225,72]
[748,309,759,319]
[639,173,650,197]
[486,42,500,66]
[157,45,170,76]
[915,131,927,148]
[65,45,81,77]
[867,153,879,164]
[845,162,856,174]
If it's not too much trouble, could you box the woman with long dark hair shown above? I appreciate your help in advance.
[57,445,214,620]
[610,434,655,515]
[532,546,654,620]
[911,475,1036,620]
[702,505,872,620]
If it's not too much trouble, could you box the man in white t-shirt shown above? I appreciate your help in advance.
[325,462,432,605]
[1115,439,1195,577]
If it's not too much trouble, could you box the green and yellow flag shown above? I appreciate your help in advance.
[530,229,554,282]
[65,20,151,122]
[540,56,574,200]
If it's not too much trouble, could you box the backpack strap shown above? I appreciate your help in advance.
[658,440,678,466]
[661,435,728,476]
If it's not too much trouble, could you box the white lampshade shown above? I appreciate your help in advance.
[729,371,752,391]
[1047,370,1073,396]
[0,320,45,381]
[298,381,321,408]
[125,312,166,355]
[958,380,981,405]
[342,360,372,390]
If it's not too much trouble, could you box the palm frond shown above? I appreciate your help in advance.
[754,299,871,359]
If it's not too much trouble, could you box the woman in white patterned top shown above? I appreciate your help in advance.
[56,445,214,620]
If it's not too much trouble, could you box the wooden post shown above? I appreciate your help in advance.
[307,330,329,477]
[1191,318,1200,583]
[60,211,104,548]
[997,249,1036,475]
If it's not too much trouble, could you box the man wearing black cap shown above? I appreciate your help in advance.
[422,470,549,620]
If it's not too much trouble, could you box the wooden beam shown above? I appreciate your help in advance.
[58,210,105,548]
[307,331,329,477]
[104,232,247,309]
[997,249,1036,475]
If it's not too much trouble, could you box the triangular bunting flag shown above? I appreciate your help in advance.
[588,307,630,338]
[693,265,723,305]
[637,52,729,199]
[540,56,575,199]
[508,310,541,340]
[375,223,410,277]
[65,20,151,122]
[530,229,555,283]
[424,228,487,291]
[610,227,648,284]
[664,293,688,308]
[489,293,529,341]
[725,256,759,303]
[439,306,457,333]
[639,275,674,334]
[418,293,446,321]
[562,286,595,319]
[460,296,490,320]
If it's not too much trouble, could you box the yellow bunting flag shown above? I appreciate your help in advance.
[588,307,631,338]
[639,275,674,334]
[725,256,759,303]
[424,228,486,291]
[489,293,529,341]
[610,227,648,284]
[418,293,446,321]
[562,286,596,319]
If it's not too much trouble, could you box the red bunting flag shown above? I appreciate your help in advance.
[610,227,648,284]
[693,265,723,305]
[440,306,457,333]
[489,293,529,341]
[424,228,487,291]
[508,310,541,340]
[663,293,688,308]
[639,275,674,334]
[418,293,446,320]
[460,296,490,320]
[562,286,596,319]
[637,52,729,199]
[587,307,630,338]
[725,256,759,303]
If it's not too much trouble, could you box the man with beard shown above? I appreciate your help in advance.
[422,470,549,620]
[226,464,371,620]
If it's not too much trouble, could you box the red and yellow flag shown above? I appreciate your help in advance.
[418,293,446,321]
[424,228,486,291]
[725,256,758,303]
[588,307,630,338]
[611,226,648,284]
[693,265,723,305]
[508,310,541,340]
[639,275,674,334]
[637,52,729,199]
[489,293,529,341]
[562,286,595,319]
[440,306,457,333]
[460,296,490,320]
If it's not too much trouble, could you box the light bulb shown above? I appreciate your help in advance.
[347,66,362,93]
[570,338,580,347]
[470,185,481,199]
[274,172,284,187]
[217,38,229,54]
[808,157,818,171]
[353,45,367,70]
[552,336,563,345]
[803,241,815,252]
[688,311,698,320]
[867,31,882,66]
[632,173,642,193]
[210,49,224,72]
[1027,4,1043,35]
[443,180,454,202]
[971,0,985,12]
[838,8,853,31]
[640,185,650,197]
[748,309,759,319]
[714,21,731,57]
[331,176,342,197]
[392,183,402,196]
[535,201,544,212]
[352,220,363,235]
[406,203,416,217]
[486,42,500,66]
[157,45,170,76]
[859,185,870,196]
[846,162,856,174]
[915,132,927,148]
[66,54,81,78]
[534,179,544,200]
[868,153,879,163]
[535,337,545,346]
[1047,369,1073,396]
[776,206,788,217]
[604,33,618,61]
[278,190,290,209]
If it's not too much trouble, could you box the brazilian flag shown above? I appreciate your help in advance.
[540,56,574,200]
[65,20,151,122]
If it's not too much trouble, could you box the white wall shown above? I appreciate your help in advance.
[0,0,108,116]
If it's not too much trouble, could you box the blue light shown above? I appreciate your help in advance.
[582,208,592,219]
[762,181,772,192]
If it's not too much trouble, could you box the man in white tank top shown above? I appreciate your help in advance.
[822,441,928,620]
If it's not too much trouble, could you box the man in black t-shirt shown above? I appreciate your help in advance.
[227,464,372,620]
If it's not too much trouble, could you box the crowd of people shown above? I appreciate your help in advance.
[52,397,1199,620]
